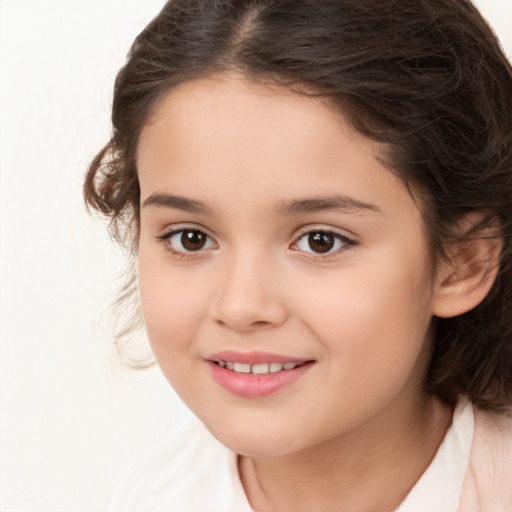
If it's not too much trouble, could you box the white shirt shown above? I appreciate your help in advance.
[106,400,474,512]
[396,399,474,511]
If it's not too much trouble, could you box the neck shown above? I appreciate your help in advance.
[239,394,452,512]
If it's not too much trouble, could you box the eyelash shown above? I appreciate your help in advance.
[157,228,217,259]
[156,227,356,260]
[291,229,356,259]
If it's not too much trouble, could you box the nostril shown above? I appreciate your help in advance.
[215,318,272,330]
[251,320,272,328]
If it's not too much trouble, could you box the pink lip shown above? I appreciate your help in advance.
[206,351,314,398]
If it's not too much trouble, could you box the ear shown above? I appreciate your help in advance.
[432,213,502,318]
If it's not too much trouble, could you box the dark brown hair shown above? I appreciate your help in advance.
[85,0,512,410]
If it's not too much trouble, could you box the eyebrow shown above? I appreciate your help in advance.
[142,193,213,215]
[274,195,383,216]
[141,192,383,217]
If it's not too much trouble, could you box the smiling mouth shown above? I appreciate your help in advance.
[211,360,309,375]
[207,355,315,397]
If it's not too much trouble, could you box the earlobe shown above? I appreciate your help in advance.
[432,217,502,319]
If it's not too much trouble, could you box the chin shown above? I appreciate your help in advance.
[205,420,303,458]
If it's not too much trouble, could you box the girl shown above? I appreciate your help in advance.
[85,0,512,510]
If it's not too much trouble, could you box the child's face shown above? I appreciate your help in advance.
[137,75,439,456]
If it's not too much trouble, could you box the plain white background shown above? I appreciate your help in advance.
[0,1,511,510]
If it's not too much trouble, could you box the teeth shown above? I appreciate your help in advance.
[217,360,302,374]
[251,363,270,375]
[233,363,251,373]
[270,363,283,373]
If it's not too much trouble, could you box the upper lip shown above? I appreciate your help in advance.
[206,350,312,365]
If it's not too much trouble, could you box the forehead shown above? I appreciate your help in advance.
[137,74,421,222]
[138,75,354,166]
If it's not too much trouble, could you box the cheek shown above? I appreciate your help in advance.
[293,262,434,430]
[291,251,434,370]
[137,250,207,354]
[137,255,211,400]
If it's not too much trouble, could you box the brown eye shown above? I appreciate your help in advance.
[167,229,215,252]
[294,230,350,255]
[181,230,207,251]
[308,232,335,253]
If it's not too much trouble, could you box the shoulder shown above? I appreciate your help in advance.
[458,405,512,512]
[105,421,252,512]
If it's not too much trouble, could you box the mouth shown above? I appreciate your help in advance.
[206,351,315,397]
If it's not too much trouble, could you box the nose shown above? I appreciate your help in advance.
[212,251,288,332]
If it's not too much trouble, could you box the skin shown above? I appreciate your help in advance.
[136,74,453,512]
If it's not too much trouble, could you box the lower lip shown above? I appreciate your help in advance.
[207,361,314,398]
